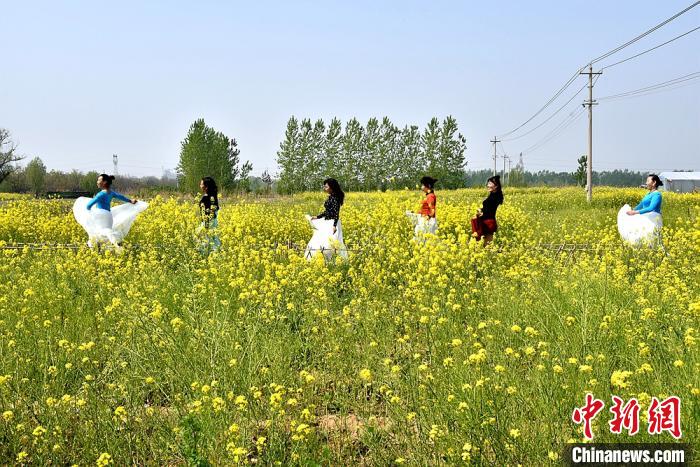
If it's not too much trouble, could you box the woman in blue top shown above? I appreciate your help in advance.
[618,174,663,247]
[627,174,663,216]
[86,174,137,211]
[73,174,147,248]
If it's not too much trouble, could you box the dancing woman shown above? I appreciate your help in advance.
[406,176,438,238]
[306,178,348,259]
[418,176,437,219]
[617,174,664,247]
[73,174,147,248]
[627,174,663,217]
[198,176,221,252]
[312,178,344,234]
[86,174,136,210]
[471,175,503,245]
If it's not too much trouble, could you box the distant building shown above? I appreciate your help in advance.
[658,171,700,193]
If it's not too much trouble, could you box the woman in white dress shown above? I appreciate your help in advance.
[406,176,438,240]
[617,174,664,247]
[73,174,148,248]
[305,178,348,260]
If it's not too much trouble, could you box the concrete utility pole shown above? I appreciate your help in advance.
[112,154,118,177]
[502,153,508,180]
[580,64,602,202]
[490,136,500,176]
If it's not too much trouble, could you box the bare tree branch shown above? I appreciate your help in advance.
[0,128,25,185]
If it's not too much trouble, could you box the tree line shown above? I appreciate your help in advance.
[276,116,468,193]
[0,122,653,197]
[464,168,648,188]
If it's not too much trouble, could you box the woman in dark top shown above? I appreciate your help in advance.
[471,175,503,245]
[307,178,348,259]
[312,178,344,235]
[198,176,221,252]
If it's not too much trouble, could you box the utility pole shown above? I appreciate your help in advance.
[506,157,512,185]
[490,136,500,176]
[580,64,601,202]
[502,153,508,180]
[112,154,118,177]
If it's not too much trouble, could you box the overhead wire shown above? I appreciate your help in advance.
[496,68,584,138]
[519,74,600,155]
[600,25,700,70]
[495,1,700,139]
[589,1,700,64]
[502,83,588,142]
[597,71,700,101]
[521,108,586,155]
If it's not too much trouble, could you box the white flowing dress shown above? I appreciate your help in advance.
[405,211,438,240]
[73,197,148,246]
[617,204,663,246]
[304,215,348,260]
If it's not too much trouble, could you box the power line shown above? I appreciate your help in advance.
[495,1,699,139]
[598,71,700,101]
[590,1,700,64]
[496,68,584,138]
[502,83,588,142]
[601,25,700,70]
[519,75,600,156]
[522,108,586,155]
[598,78,700,101]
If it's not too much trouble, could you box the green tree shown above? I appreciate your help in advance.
[25,157,47,197]
[322,118,343,182]
[342,118,364,190]
[421,118,442,187]
[296,119,314,191]
[177,119,251,193]
[398,125,423,188]
[574,155,587,187]
[276,117,301,194]
[361,118,381,190]
[309,119,327,190]
[377,117,400,190]
[238,161,253,192]
[80,171,101,193]
[434,116,467,188]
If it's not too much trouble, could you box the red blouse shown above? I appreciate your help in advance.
[419,192,436,217]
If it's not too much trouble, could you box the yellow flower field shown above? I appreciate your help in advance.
[0,187,698,464]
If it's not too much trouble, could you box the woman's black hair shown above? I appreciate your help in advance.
[487,175,502,192]
[201,176,219,200]
[420,176,437,190]
[98,173,115,187]
[323,178,345,205]
[647,174,663,188]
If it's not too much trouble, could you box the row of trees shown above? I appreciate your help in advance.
[276,116,467,193]
[464,168,648,188]
[1,161,178,196]
[1,123,653,197]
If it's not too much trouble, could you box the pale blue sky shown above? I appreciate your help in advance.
[2,1,698,177]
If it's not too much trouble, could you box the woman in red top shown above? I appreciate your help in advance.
[419,176,437,218]
[406,176,438,239]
